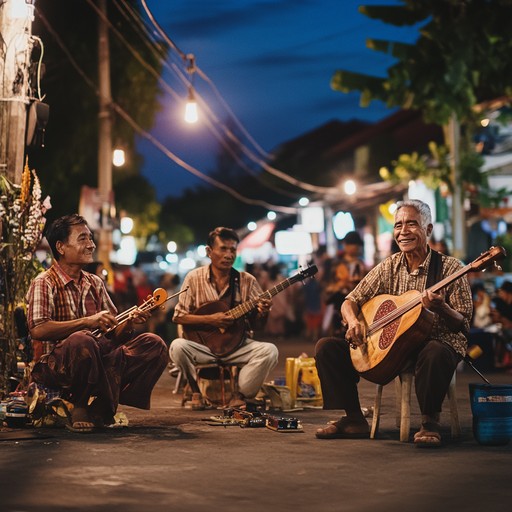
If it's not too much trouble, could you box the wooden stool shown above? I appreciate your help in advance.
[370,370,461,442]
[174,363,238,408]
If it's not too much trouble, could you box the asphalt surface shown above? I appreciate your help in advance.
[1,335,511,512]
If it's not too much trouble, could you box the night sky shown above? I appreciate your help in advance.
[140,0,420,200]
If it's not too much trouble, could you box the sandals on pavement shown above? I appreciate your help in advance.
[65,406,95,434]
[414,422,442,448]
[315,417,370,439]
[65,421,94,433]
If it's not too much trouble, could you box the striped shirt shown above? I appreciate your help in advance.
[26,262,117,345]
[346,250,473,357]
[173,265,263,319]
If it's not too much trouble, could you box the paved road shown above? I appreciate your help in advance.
[1,336,511,512]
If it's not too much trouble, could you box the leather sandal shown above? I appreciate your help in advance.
[414,422,442,448]
[315,417,370,439]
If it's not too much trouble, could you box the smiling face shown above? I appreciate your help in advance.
[56,223,96,266]
[393,206,432,257]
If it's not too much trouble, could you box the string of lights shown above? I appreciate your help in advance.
[138,0,339,195]
[87,0,310,198]
[34,6,299,214]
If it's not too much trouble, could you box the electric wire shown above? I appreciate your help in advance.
[35,7,299,214]
[91,0,304,198]
[138,0,340,195]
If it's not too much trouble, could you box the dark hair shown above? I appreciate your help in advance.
[207,227,239,247]
[500,281,512,294]
[342,231,363,246]
[46,214,89,261]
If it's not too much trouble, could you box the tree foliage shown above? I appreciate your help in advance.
[332,0,512,126]
[29,0,164,230]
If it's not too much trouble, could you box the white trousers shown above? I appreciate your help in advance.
[169,337,278,398]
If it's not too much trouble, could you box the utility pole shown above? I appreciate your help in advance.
[0,0,35,184]
[97,0,113,267]
[446,114,466,260]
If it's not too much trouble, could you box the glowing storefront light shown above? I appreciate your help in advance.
[332,211,355,240]
[300,206,324,233]
[275,231,313,255]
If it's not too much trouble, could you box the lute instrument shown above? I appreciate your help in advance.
[349,246,506,385]
[183,265,318,356]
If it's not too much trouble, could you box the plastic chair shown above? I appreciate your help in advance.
[370,370,461,442]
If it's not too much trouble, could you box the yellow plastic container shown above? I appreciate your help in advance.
[285,356,323,408]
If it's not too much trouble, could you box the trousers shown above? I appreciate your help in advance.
[170,337,278,398]
[314,336,459,416]
[32,330,169,419]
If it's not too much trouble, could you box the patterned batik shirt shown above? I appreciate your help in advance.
[345,250,473,357]
[173,265,263,320]
[26,262,117,348]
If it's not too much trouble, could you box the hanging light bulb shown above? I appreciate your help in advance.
[112,148,125,167]
[184,86,198,124]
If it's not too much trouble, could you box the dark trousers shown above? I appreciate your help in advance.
[32,331,169,420]
[315,336,459,417]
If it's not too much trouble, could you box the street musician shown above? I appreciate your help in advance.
[315,200,473,447]
[26,214,168,432]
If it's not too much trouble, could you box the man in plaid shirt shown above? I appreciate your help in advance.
[27,214,168,433]
[315,200,473,447]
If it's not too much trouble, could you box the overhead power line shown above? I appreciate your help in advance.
[138,0,339,195]
[35,6,298,214]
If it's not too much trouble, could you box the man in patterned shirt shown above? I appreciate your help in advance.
[315,200,473,446]
[170,227,278,410]
[27,214,168,433]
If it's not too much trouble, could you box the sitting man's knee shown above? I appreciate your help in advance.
[315,336,340,358]
[169,338,187,363]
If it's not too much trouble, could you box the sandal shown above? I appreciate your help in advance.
[65,421,94,433]
[65,406,95,434]
[414,421,442,448]
[315,417,369,439]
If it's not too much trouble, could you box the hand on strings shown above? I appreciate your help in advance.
[208,311,235,329]
[128,307,151,325]
[256,298,272,317]
[422,289,447,313]
[90,310,118,333]
[345,321,365,348]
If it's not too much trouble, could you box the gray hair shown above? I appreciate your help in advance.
[395,199,432,229]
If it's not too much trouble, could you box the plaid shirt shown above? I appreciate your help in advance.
[346,250,473,357]
[173,265,263,320]
[26,262,117,346]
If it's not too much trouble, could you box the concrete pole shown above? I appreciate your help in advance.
[445,114,466,260]
[0,1,35,184]
[97,0,113,267]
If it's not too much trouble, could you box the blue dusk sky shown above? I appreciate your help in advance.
[139,0,421,201]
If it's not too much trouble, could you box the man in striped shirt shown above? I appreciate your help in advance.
[315,200,473,446]
[170,227,278,410]
[27,214,168,433]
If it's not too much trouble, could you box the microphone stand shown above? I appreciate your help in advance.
[464,356,491,385]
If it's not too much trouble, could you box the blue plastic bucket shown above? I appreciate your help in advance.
[469,383,512,446]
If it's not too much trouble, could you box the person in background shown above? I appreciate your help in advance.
[471,282,492,329]
[324,231,366,336]
[490,280,512,368]
[314,200,473,447]
[26,214,168,433]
